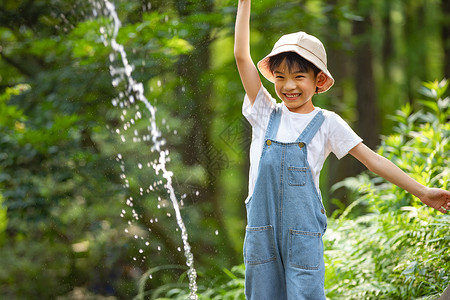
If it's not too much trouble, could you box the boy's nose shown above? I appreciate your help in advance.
[285,78,296,90]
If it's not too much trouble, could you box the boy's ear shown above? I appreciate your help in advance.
[316,71,327,88]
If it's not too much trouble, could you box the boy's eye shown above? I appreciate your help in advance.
[296,75,305,79]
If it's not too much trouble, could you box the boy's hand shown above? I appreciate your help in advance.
[420,188,450,213]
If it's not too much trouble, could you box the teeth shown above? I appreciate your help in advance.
[285,94,300,98]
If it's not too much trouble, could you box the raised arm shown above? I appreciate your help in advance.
[235,0,261,104]
[349,143,450,213]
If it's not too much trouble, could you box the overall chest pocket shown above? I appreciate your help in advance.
[288,166,307,186]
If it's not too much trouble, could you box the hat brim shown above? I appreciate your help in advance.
[257,44,334,93]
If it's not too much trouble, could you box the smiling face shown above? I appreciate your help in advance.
[273,59,327,114]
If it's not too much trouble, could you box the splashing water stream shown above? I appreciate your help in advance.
[92,1,198,298]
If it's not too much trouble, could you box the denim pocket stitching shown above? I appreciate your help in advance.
[289,229,321,270]
[244,225,277,265]
[288,166,307,186]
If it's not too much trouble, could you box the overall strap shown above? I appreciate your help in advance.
[295,110,325,144]
[264,105,282,140]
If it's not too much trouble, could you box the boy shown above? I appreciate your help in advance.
[234,0,450,299]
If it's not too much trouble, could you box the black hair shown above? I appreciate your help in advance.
[268,52,320,76]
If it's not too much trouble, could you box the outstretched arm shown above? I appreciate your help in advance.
[235,0,261,105]
[349,143,450,213]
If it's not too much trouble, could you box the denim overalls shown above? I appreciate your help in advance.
[244,106,327,300]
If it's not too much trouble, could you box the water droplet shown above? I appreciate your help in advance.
[215,230,219,235]
[139,249,143,253]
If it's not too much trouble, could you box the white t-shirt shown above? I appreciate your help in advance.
[243,85,362,199]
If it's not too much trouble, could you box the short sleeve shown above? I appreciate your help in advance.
[327,113,363,159]
[242,85,277,130]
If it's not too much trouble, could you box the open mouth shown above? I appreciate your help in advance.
[284,93,300,99]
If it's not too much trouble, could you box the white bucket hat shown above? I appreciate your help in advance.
[257,31,334,93]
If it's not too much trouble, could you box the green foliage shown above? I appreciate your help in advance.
[324,79,449,299]
[0,81,133,298]
[0,1,197,298]
[0,1,243,298]
[0,193,7,246]
[143,265,245,300]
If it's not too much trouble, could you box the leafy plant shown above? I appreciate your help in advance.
[145,265,245,300]
[324,79,449,299]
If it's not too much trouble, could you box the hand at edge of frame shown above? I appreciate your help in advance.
[420,187,450,213]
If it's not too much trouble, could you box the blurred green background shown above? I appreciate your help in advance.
[0,0,449,299]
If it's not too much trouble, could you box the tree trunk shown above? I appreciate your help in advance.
[382,0,393,79]
[443,0,450,78]
[323,0,363,212]
[174,0,239,266]
[352,6,380,150]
